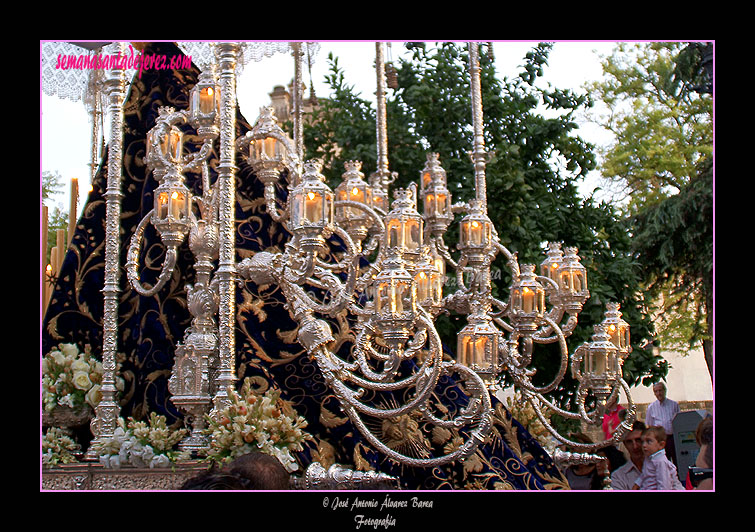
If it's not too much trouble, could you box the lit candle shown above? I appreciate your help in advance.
[199,87,215,114]
[470,220,482,245]
[351,186,363,203]
[416,271,429,302]
[68,177,78,245]
[170,191,183,219]
[475,337,488,365]
[436,193,447,215]
[304,191,322,222]
[522,287,534,313]
[425,193,435,216]
[265,137,276,158]
[158,192,169,219]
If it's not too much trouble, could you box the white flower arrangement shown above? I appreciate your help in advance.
[91,412,191,469]
[42,343,124,412]
[203,378,313,473]
[42,427,82,467]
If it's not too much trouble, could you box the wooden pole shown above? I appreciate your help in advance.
[68,177,78,245]
[42,205,49,314]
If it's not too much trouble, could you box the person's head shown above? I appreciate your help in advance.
[652,382,667,402]
[641,426,666,456]
[695,416,713,469]
[226,452,291,490]
[622,420,646,462]
[180,471,248,490]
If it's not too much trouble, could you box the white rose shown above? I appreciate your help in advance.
[50,351,66,366]
[59,343,79,358]
[71,357,90,373]
[72,371,93,391]
[85,384,102,408]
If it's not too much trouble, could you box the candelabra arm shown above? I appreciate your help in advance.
[264,182,289,223]
[504,316,569,395]
[432,235,458,270]
[520,378,636,453]
[183,138,213,174]
[125,209,179,297]
[493,240,520,278]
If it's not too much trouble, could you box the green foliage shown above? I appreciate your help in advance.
[589,42,713,369]
[301,42,666,409]
[43,170,65,200]
[587,43,712,215]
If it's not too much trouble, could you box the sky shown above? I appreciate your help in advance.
[41,41,623,217]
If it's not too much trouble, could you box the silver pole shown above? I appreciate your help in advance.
[211,42,241,414]
[86,42,127,460]
[468,43,488,209]
[375,42,389,187]
[292,42,304,180]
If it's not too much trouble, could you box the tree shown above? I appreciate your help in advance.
[588,42,713,378]
[587,43,712,215]
[299,43,667,413]
[43,170,68,264]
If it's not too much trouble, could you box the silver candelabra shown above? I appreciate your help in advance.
[124,41,638,467]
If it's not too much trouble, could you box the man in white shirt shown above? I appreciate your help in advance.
[645,382,680,465]
[611,421,645,490]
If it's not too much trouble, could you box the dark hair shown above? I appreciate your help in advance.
[227,452,291,490]
[631,420,646,432]
[696,416,713,468]
[180,470,249,490]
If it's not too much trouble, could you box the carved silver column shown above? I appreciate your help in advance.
[468,43,488,207]
[291,42,304,178]
[210,42,241,415]
[86,42,127,460]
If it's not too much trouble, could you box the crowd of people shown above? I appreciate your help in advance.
[561,382,713,491]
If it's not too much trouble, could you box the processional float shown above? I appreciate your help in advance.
[98,41,638,470]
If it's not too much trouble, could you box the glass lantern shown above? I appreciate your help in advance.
[151,178,191,247]
[413,249,443,310]
[189,69,220,136]
[289,159,334,251]
[335,161,373,241]
[556,247,590,312]
[601,302,631,358]
[146,125,183,164]
[457,315,502,386]
[419,153,453,234]
[457,200,492,265]
[577,324,621,405]
[540,242,564,287]
[372,257,416,347]
[509,264,545,335]
[385,188,424,263]
[245,107,292,187]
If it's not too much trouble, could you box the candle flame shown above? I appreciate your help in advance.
[307,191,316,201]
[351,187,360,196]
[471,221,480,228]
[171,191,180,200]
[46,264,52,273]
